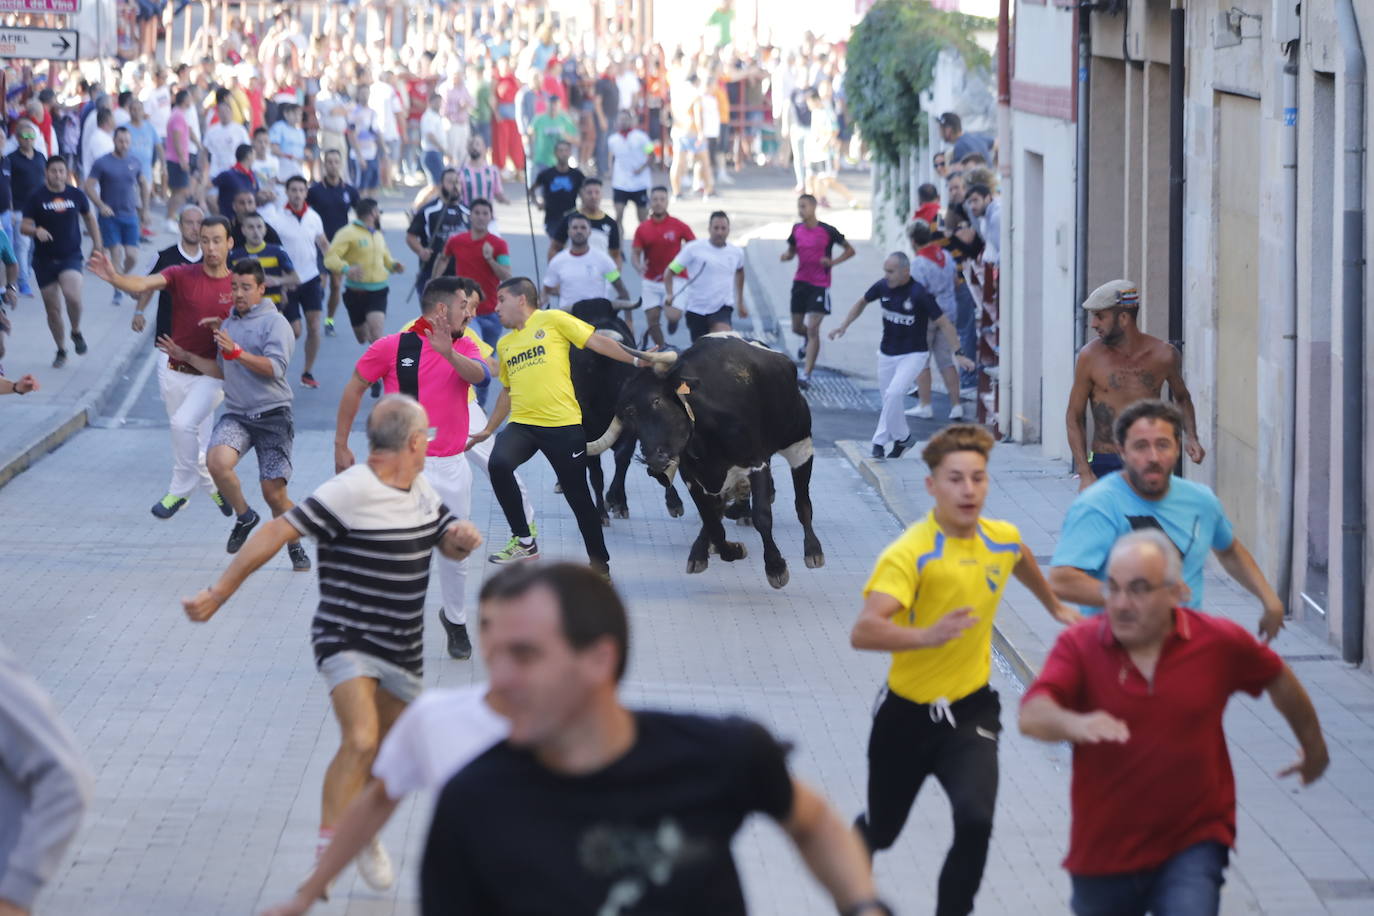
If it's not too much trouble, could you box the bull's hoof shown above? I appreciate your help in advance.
[804,552,825,569]
[667,501,685,518]
[686,557,709,574]
[599,514,611,527]
[735,516,752,527]
[767,567,790,589]
[612,506,629,519]
[720,541,748,562]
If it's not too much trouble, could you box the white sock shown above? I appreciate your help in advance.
[518,536,534,546]
[442,606,465,626]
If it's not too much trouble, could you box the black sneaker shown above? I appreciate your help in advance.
[210,491,234,517]
[590,559,612,584]
[226,509,260,553]
[438,611,472,659]
[151,494,187,518]
[71,332,87,355]
[870,444,886,460]
[52,349,67,368]
[888,433,917,459]
[288,542,311,571]
[370,380,382,398]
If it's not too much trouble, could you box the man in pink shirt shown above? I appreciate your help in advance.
[333,277,491,660]
[164,89,197,230]
[781,193,855,387]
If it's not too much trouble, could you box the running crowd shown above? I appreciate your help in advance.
[0,5,1333,916]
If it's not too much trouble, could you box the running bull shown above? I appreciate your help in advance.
[586,333,824,588]
[569,299,685,523]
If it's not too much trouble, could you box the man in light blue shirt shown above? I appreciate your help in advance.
[1048,399,1285,641]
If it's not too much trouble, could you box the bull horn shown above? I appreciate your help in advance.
[618,344,679,376]
[586,417,624,456]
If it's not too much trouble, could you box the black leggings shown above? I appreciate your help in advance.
[856,686,1002,916]
[488,422,609,565]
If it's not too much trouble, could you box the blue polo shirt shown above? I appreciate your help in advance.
[306,178,358,240]
[213,167,257,218]
[1051,472,1235,614]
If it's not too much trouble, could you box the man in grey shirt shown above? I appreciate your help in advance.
[159,257,308,571]
[1,640,92,915]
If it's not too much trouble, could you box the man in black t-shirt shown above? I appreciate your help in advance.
[22,157,101,368]
[546,177,621,267]
[405,167,468,286]
[829,251,970,460]
[421,563,891,916]
[7,122,47,296]
[531,139,584,239]
[307,148,360,335]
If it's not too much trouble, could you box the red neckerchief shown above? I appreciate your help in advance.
[918,243,947,268]
[285,201,308,218]
[619,128,631,137]
[232,162,255,181]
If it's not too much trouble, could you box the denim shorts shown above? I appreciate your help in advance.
[210,408,294,481]
[318,649,422,703]
[99,213,141,248]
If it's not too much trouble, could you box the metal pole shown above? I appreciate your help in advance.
[1167,0,1184,350]
[1073,4,1091,353]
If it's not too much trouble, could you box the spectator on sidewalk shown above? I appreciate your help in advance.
[155,258,309,571]
[0,639,92,915]
[964,183,1001,265]
[781,193,855,387]
[906,219,967,420]
[421,561,891,916]
[1049,399,1283,640]
[1065,280,1204,489]
[1021,529,1328,916]
[22,157,101,369]
[913,183,941,224]
[829,252,969,460]
[938,112,994,166]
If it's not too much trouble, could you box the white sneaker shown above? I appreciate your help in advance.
[949,404,965,420]
[356,837,395,890]
[905,403,934,419]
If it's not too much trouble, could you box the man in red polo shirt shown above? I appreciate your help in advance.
[432,196,510,359]
[89,215,237,521]
[1019,529,1328,916]
[631,185,693,347]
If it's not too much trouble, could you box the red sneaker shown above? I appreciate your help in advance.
[300,372,319,389]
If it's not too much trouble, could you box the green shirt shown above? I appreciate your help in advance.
[474,82,494,123]
[530,112,578,167]
[707,8,734,47]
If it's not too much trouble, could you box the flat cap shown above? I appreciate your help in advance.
[1083,280,1140,311]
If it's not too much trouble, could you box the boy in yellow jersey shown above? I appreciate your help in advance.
[469,277,644,576]
[850,424,1079,916]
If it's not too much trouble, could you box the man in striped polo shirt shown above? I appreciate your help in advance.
[456,134,509,210]
[182,394,482,893]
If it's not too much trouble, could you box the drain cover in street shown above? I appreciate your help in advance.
[803,370,880,411]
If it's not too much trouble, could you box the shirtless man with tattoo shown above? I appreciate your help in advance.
[1065,279,1205,490]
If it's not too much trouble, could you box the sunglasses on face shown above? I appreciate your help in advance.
[18,133,35,140]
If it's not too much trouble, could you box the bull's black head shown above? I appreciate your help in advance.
[616,371,698,484]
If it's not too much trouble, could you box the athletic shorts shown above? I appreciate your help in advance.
[357,157,380,189]
[1088,451,1124,478]
[98,213,141,248]
[790,280,830,315]
[167,160,191,190]
[808,159,833,178]
[343,287,388,327]
[318,649,422,703]
[929,321,954,370]
[33,255,83,289]
[672,131,703,154]
[210,407,294,481]
[685,305,733,341]
[288,275,324,320]
[641,278,667,311]
[613,187,648,208]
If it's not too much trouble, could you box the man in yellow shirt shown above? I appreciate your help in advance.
[849,424,1078,916]
[468,277,644,576]
[323,198,404,376]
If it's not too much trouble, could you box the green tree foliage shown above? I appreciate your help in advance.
[844,0,994,165]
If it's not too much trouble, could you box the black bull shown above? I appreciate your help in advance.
[569,300,685,523]
[588,334,824,589]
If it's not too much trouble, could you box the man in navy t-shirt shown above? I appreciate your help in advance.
[1049,398,1286,642]
[828,251,969,460]
[307,148,359,335]
[22,157,101,368]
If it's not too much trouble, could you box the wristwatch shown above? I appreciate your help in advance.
[954,347,966,357]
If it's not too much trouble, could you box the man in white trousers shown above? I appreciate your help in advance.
[90,215,239,519]
[334,276,490,659]
[828,252,970,459]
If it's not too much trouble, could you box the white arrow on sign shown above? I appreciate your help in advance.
[0,28,80,62]
[0,1,80,13]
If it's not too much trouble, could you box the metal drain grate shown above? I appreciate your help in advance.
[803,371,881,411]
